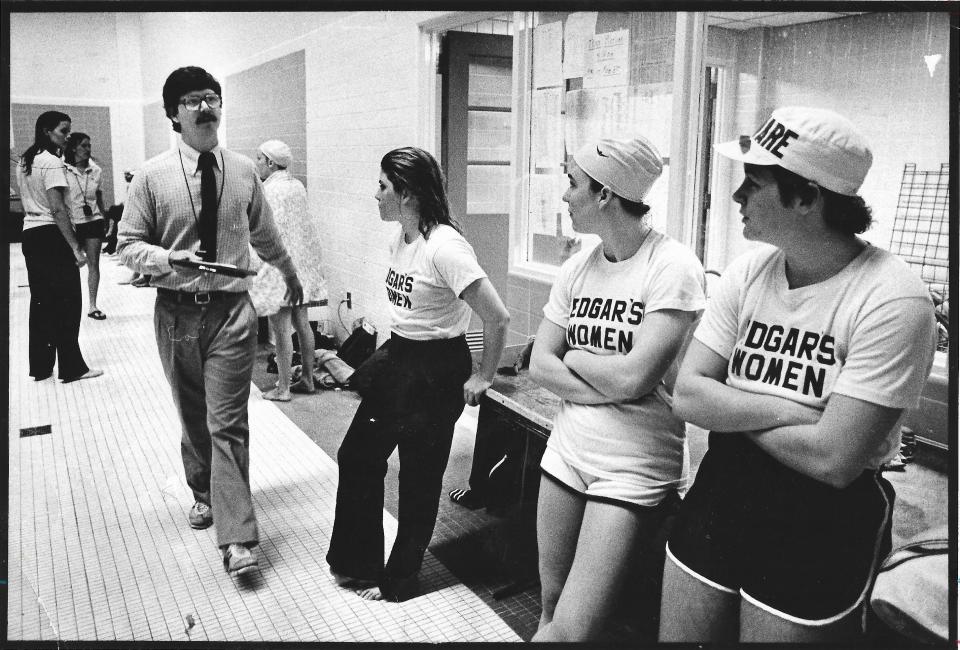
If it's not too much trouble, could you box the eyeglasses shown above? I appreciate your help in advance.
[179,94,222,111]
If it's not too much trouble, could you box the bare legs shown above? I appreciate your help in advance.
[290,305,315,392]
[658,551,862,643]
[533,477,655,642]
[264,310,293,401]
[658,550,739,643]
[82,237,102,315]
[264,305,315,401]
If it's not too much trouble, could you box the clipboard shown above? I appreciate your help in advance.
[170,259,258,277]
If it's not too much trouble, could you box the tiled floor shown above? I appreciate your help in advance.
[7,246,521,643]
[8,244,949,644]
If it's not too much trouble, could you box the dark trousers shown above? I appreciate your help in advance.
[154,292,259,547]
[467,417,523,501]
[326,334,470,593]
[21,224,89,380]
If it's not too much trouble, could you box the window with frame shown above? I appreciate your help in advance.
[514,11,679,275]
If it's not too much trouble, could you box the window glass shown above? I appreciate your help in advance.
[704,11,950,352]
[518,12,677,268]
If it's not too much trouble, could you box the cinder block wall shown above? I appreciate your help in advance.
[718,11,951,267]
[306,12,436,342]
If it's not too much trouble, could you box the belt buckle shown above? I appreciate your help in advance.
[194,292,212,305]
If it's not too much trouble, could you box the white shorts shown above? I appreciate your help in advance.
[540,446,676,509]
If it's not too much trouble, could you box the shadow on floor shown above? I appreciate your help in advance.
[251,341,950,644]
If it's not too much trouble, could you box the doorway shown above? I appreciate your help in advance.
[692,66,719,264]
[440,31,513,329]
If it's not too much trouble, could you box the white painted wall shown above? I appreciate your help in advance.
[11,9,454,341]
[11,13,145,204]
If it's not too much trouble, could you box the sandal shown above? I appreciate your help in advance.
[87,309,107,320]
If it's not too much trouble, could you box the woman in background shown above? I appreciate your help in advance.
[326,146,509,602]
[64,132,108,319]
[16,111,102,383]
[528,136,705,641]
[250,139,327,400]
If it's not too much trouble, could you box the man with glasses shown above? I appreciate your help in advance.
[118,66,303,577]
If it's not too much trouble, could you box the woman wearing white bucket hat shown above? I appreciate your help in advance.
[528,135,705,641]
[250,139,327,400]
[660,107,937,643]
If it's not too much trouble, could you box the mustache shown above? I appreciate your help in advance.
[196,112,218,124]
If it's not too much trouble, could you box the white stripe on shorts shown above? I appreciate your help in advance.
[741,472,893,627]
[665,542,738,594]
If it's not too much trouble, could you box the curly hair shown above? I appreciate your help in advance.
[380,147,461,238]
[749,163,873,235]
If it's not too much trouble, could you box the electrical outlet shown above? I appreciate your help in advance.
[346,292,352,309]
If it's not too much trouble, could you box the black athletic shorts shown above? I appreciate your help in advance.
[75,219,106,242]
[667,432,894,624]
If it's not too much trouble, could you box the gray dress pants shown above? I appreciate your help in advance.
[154,291,258,548]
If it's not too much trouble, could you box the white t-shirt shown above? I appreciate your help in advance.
[64,160,104,224]
[695,243,937,468]
[541,231,706,504]
[386,224,487,340]
[16,150,68,231]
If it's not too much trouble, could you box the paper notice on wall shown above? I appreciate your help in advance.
[533,21,563,89]
[584,29,629,89]
[531,87,564,168]
[564,86,631,155]
[564,89,598,158]
[529,174,561,235]
[563,12,598,79]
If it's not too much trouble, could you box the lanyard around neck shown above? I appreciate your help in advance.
[68,165,91,206]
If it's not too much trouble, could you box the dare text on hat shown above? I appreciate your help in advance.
[714,106,872,195]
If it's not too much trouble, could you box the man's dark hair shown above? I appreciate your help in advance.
[162,66,222,133]
[748,163,873,235]
[586,174,651,218]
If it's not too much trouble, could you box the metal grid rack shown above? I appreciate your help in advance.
[889,163,949,351]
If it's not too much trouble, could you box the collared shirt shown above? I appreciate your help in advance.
[64,159,103,224]
[117,139,296,293]
[16,149,67,231]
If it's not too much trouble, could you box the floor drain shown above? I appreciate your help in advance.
[20,425,52,438]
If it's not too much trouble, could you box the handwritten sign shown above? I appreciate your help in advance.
[584,29,629,89]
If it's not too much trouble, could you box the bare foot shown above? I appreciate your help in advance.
[290,379,316,394]
[62,368,104,383]
[357,586,384,601]
[263,388,291,402]
[330,569,376,589]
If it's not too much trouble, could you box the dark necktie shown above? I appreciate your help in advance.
[198,151,218,262]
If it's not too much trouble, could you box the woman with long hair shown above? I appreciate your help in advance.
[64,132,109,319]
[16,111,102,382]
[326,146,509,601]
[660,107,937,643]
[527,136,705,641]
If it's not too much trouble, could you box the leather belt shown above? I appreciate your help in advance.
[156,288,241,305]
